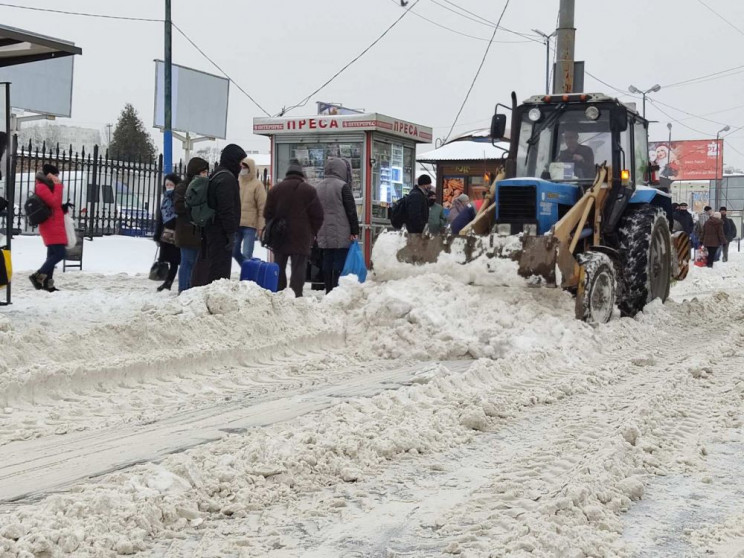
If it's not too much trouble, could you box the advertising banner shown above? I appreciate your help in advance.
[649,139,723,181]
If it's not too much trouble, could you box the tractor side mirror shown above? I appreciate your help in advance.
[610,107,628,132]
[491,113,507,139]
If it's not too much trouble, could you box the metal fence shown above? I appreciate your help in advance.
[8,140,186,238]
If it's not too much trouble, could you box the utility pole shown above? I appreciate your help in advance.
[106,123,112,146]
[553,0,575,94]
[164,0,173,174]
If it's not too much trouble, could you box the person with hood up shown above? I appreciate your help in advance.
[315,157,359,293]
[702,211,727,268]
[234,157,267,265]
[29,164,67,292]
[174,157,209,292]
[192,143,247,287]
[153,173,182,291]
[447,193,470,225]
[427,190,446,234]
[263,161,324,297]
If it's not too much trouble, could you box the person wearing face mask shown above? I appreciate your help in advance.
[153,173,182,291]
[234,157,266,265]
[192,143,247,287]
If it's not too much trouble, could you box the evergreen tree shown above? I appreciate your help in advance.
[108,104,156,163]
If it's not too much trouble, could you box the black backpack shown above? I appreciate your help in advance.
[389,195,408,230]
[24,194,52,227]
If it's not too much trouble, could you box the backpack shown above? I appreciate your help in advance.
[24,194,52,227]
[185,170,230,228]
[389,195,408,230]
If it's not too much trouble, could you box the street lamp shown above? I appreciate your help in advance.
[532,29,556,95]
[715,124,731,208]
[628,84,661,118]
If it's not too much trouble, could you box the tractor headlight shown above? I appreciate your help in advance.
[585,106,600,121]
[528,108,542,122]
[523,224,538,236]
[496,224,512,235]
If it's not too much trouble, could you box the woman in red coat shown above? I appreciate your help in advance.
[30,164,67,292]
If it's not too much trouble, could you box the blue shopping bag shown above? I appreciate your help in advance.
[341,242,367,283]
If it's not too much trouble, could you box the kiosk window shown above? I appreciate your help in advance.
[276,142,362,193]
[372,140,414,204]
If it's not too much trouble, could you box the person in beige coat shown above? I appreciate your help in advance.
[234,157,267,265]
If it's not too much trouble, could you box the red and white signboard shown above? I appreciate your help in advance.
[253,113,433,143]
[649,139,723,181]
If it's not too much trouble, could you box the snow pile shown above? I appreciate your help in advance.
[0,279,342,408]
[371,230,526,287]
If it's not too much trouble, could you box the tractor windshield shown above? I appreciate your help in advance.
[516,105,613,183]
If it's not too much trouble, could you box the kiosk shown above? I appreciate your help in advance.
[253,113,432,265]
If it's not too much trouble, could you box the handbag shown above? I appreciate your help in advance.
[160,228,176,245]
[261,217,287,250]
[149,247,170,281]
[64,212,77,250]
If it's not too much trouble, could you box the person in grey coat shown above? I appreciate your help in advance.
[315,157,360,293]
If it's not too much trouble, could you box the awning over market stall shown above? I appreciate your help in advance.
[0,24,81,68]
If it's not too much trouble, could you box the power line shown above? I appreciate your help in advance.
[387,0,529,43]
[662,64,744,89]
[696,0,744,37]
[172,23,270,116]
[437,0,541,42]
[647,99,714,137]
[0,2,161,21]
[443,0,511,143]
[279,0,422,116]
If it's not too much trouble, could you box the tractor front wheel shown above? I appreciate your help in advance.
[575,252,616,324]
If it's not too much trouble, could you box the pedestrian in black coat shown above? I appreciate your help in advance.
[404,175,432,234]
[673,202,694,236]
[192,143,247,287]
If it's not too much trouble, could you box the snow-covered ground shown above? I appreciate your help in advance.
[1,234,744,557]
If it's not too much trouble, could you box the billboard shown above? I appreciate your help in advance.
[0,56,74,117]
[153,60,229,139]
[649,139,723,181]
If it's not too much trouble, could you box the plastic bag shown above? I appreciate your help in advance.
[694,246,707,267]
[63,212,77,251]
[341,241,367,283]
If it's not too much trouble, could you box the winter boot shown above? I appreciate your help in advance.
[43,276,59,293]
[29,272,45,290]
[157,279,173,292]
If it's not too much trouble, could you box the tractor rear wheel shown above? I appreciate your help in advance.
[617,205,671,317]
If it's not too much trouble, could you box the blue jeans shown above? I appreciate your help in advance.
[233,227,257,265]
[179,247,199,292]
[39,244,66,278]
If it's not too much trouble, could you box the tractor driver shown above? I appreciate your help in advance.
[556,130,595,179]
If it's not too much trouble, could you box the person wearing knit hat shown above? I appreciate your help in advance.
[720,206,737,262]
[403,176,431,234]
[173,157,210,292]
[192,143,248,287]
[153,172,183,292]
[263,159,324,297]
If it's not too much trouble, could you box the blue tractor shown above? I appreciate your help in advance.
[389,92,690,323]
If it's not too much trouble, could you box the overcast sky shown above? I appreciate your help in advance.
[3,0,744,168]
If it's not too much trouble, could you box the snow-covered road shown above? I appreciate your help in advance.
[1,235,744,557]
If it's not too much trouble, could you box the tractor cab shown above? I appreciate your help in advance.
[490,93,662,237]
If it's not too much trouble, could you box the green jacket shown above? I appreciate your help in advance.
[427,203,447,234]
